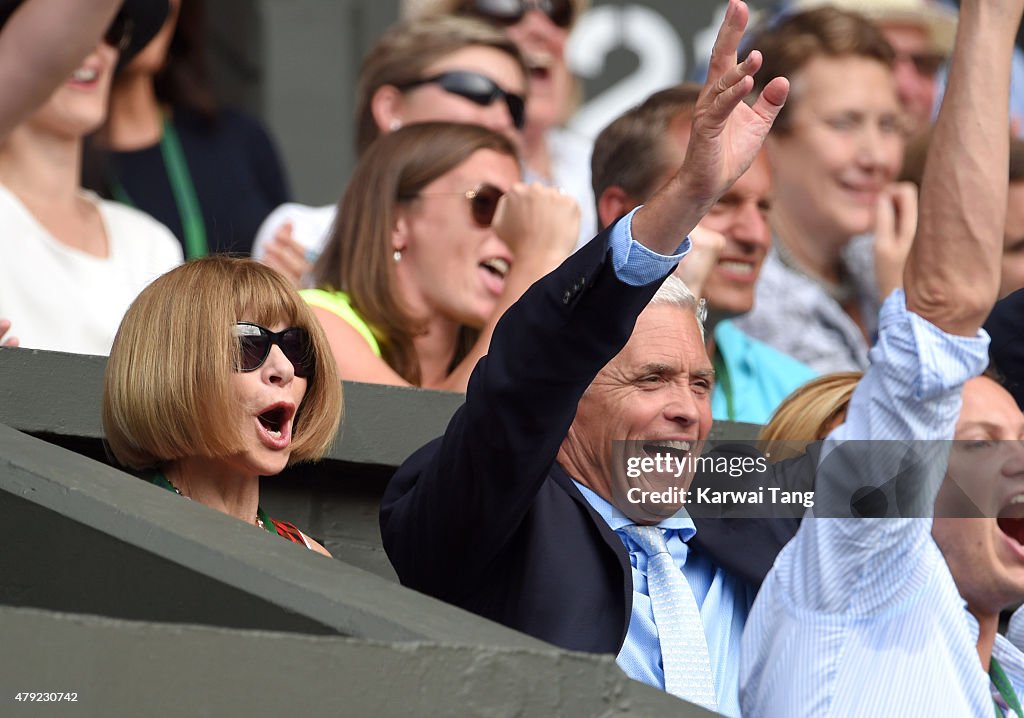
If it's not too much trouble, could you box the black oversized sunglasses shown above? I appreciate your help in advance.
[103,13,134,53]
[396,71,526,130]
[460,0,575,28]
[234,323,315,378]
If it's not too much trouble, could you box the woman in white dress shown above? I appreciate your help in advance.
[0,5,182,354]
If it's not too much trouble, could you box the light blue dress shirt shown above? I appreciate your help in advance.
[740,291,1024,717]
[576,482,754,718]
[607,206,690,284]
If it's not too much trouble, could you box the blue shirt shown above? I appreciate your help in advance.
[575,482,754,718]
[608,206,690,285]
[711,319,817,424]
[740,291,1024,717]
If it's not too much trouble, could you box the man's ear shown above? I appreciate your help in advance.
[598,186,640,230]
[371,85,405,134]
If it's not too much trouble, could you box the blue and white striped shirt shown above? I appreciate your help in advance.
[740,291,1024,717]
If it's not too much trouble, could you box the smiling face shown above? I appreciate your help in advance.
[933,377,1024,617]
[393,148,520,328]
[392,45,527,141]
[29,42,119,139]
[559,304,713,524]
[504,9,572,132]
[767,55,905,249]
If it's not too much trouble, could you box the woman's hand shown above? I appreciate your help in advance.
[674,224,727,300]
[0,318,19,347]
[261,221,312,289]
[874,182,918,302]
[491,182,580,273]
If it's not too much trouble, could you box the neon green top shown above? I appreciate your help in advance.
[300,288,382,357]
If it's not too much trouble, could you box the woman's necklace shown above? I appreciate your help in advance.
[165,476,264,529]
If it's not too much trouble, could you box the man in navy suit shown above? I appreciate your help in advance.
[381,2,789,711]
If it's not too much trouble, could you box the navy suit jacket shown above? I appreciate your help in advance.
[380,226,795,653]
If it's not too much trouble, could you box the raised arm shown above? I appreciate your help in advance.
[632,0,788,255]
[904,0,1023,335]
[0,0,123,142]
[752,0,1021,617]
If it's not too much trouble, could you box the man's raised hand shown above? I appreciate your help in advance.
[631,0,788,256]
[683,0,789,211]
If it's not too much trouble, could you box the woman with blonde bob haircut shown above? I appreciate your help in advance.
[103,256,342,554]
[759,371,863,462]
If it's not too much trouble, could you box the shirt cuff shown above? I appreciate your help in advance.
[608,206,691,286]
[872,289,991,401]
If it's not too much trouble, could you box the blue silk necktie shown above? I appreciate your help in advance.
[620,524,718,712]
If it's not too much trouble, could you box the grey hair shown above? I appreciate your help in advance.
[649,274,707,341]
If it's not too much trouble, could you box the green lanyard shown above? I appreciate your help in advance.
[991,656,1024,718]
[112,116,208,259]
[712,351,735,421]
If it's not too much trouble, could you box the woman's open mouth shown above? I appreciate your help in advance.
[255,403,296,450]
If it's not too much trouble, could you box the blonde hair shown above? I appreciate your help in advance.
[103,257,342,470]
[759,371,862,462]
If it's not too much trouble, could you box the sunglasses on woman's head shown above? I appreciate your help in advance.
[234,323,315,378]
[461,0,575,28]
[396,71,526,130]
[103,13,134,52]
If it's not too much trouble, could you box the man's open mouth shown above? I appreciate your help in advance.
[997,495,1024,545]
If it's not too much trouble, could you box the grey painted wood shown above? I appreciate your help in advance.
[0,604,713,716]
[0,422,541,647]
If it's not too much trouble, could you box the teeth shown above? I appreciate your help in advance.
[524,52,554,70]
[482,257,510,278]
[267,429,282,439]
[719,261,753,275]
[646,440,692,453]
[72,68,97,82]
[1011,495,1024,505]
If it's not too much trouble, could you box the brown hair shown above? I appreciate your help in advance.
[759,371,863,462]
[103,257,342,470]
[747,7,895,132]
[591,83,702,227]
[313,122,518,385]
[355,15,526,154]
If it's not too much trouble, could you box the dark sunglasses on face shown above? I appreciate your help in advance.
[402,183,506,227]
[461,0,575,28]
[234,323,315,378]
[396,71,526,130]
[103,13,134,53]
